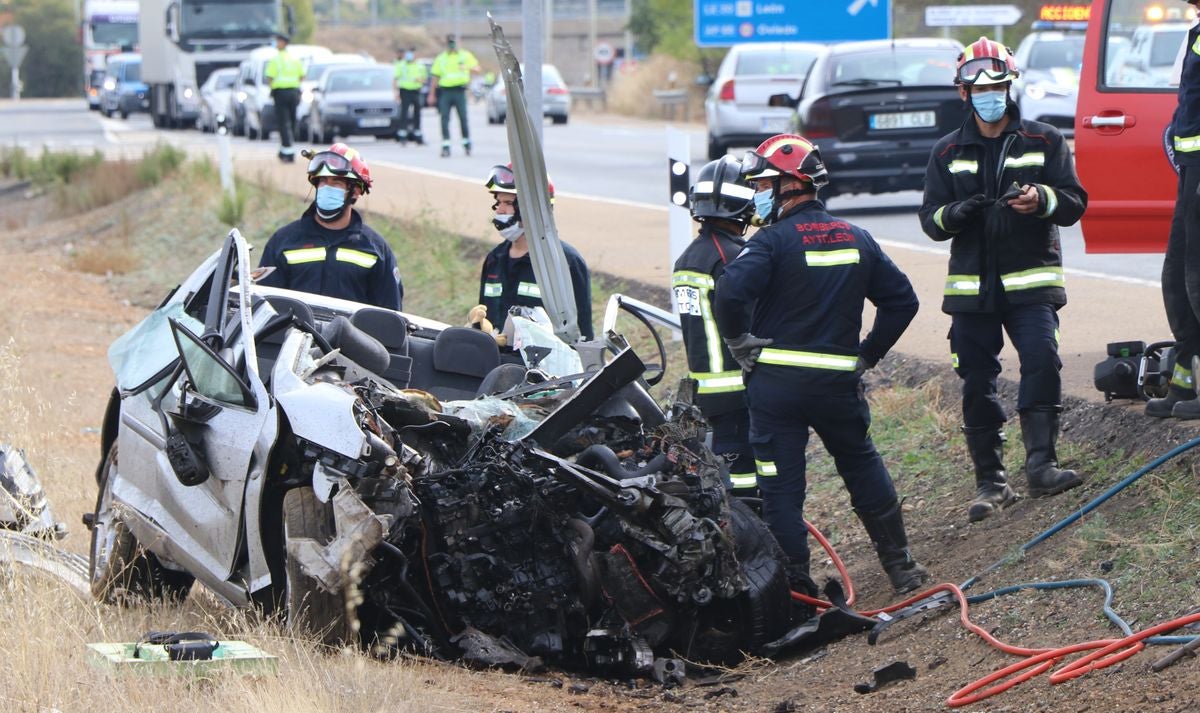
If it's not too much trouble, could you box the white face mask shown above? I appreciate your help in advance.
[493,212,523,242]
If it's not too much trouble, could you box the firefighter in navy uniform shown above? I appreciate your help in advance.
[714,134,929,597]
[258,143,403,310]
[1147,0,1200,419]
[672,156,758,497]
[478,163,593,340]
[919,37,1087,523]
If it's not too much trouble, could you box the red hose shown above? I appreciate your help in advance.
[785,518,1200,707]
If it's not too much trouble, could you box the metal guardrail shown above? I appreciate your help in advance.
[570,86,606,110]
[651,89,689,122]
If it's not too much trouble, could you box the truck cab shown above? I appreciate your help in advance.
[1076,0,1194,252]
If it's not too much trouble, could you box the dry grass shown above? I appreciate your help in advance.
[606,54,706,124]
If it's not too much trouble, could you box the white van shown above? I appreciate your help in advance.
[237,44,332,140]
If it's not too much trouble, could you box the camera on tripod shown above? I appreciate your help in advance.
[1093,340,1175,402]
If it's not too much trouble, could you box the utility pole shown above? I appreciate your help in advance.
[623,0,633,64]
[544,0,554,64]
[587,0,597,85]
[454,0,462,43]
[522,0,545,143]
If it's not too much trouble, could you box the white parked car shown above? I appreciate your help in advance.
[485,64,571,125]
[196,67,239,133]
[704,42,826,160]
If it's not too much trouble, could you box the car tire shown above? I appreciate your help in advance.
[248,122,259,140]
[670,497,791,663]
[707,135,725,160]
[551,114,568,125]
[119,109,129,120]
[102,107,113,118]
[88,444,194,606]
[283,487,353,647]
[498,113,506,124]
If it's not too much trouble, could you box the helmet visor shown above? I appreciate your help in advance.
[739,151,778,179]
[957,57,1012,85]
[306,151,355,178]
[485,164,516,192]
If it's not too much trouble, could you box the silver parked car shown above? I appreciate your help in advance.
[196,67,239,133]
[485,64,571,125]
[1012,30,1085,136]
[297,53,373,137]
[704,42,826,160]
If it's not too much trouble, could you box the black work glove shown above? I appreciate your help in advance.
[941,194,989,232]
[854,355,874,378]
[724,333,773,372]
[996,181,1024,205]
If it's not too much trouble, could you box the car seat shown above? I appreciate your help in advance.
[351,307,413,388]
[257,295,317,379]
[427,327,502,401]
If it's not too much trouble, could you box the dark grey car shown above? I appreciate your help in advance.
[308,65,399,142]
[780,38,967,197]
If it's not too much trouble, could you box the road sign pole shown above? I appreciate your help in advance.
[10,67,17,101]
[522,0,545,144]
[666,126,692,309]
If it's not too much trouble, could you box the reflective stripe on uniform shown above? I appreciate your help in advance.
[1176,134,1200,153]
[674,270,723,370]
[730,472,758,488]
[483,282,502,298]
[689,370,743,394]
[756,460,778,477]
[934,205,958,233]
[944,274,982,295]
[1004,153,1045,169]
[1172,362,1195,388]
[1000,266,1064,291]
[1193,34,1200,56]
[283,247,326,264]
[1054,328,1061,345]
[758,348,858,371]
[517,281,541,298]
[335,248,378,269]
[951,351,959,369]
[1040,185,1058,218]
[948,160,978,174]
[805,248,860,267]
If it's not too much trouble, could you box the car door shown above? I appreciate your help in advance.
[115,236,275,587]
[1076,0,1186,252]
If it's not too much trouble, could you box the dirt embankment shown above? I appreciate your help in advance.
[2,173,1199,712]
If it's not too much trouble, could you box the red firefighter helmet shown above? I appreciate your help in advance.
[305,143,372,193]
[484,163,556,201]
[955,36,1020,87]
[741,134,829,189]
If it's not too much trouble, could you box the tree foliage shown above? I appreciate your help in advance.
[283,0,316,43]
[0,0,83,98]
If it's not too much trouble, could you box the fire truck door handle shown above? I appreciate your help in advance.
[1083,115,1136,128]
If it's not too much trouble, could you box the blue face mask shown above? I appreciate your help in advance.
[404,51,414,61]
[753,188,774,221]
[971,90,1008,123]
[315,185,347,218]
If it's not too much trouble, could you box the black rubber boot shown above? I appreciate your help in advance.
[855,501,930,595]
[1020,409,1084,498]
[785,560,818,625]
[963,425,1019,523]
[1146,384,1196,418]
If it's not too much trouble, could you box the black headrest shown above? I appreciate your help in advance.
[322,315,391,375]
[433,327,501,378]
[350,307,409,352]
[265,295,315,328]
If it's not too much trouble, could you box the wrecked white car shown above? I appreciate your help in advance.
[85,230,795,673]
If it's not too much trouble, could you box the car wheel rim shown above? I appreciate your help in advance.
[89,471,118,585]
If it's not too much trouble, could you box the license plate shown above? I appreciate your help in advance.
[761,116,791,133]
[358,117,391,128]
[869,111,935,130]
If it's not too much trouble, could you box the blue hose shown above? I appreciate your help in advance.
[960,434,1200,591]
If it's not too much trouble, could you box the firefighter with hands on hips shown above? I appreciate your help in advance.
[393,46,427,145]
[429,34,481,158]
[258,143,404,311]
[474,163,594,341]
[264,31,304,163]
[919,37,1088,523]
[672,156,758,498]
[1146,0,1200,419]
[713,134,929,600]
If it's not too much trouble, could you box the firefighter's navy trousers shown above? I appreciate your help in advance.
[950,303,1061,428]
[746,367,897,568]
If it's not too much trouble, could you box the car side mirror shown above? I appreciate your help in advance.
[768,93,798,109]
[695,74,713,88]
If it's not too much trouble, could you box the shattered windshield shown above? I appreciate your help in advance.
[108,302,204,394]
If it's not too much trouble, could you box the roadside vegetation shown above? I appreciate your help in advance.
[0,150,1197,710]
